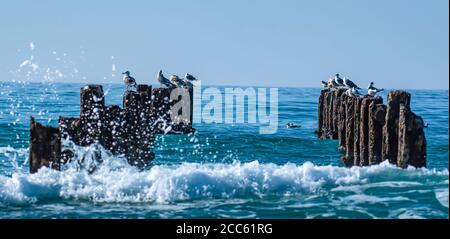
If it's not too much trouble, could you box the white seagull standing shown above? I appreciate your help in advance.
[157,70,175,88]
[345,87,362,98]
[367,82,384,97]
[122,71,137,90]
[328,77,338,88]
[343,77,361,89]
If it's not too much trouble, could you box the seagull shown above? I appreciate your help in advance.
[122,71,137,90]
[170,75,184,88]
[345,87,361,98]
[343,77,361,89]
[367,82,384,97]
[344,88,352,97]
[328,78,338,88]
[185,73,198,81]
[351,87,362,97]
[157,70,175,88]
[334,74,344,87]
[182,78,193,88]
[321,81,328,88]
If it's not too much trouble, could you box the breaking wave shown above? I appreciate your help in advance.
[0,147,448,206]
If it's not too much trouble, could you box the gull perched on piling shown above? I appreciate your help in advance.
[122,71,137,90]
[170,75,184,88]
[367,82,384,97]
[182,78,193,88]
[345,87,362,98]
[321,81,328,88]
[157,70,175,88]
[351,87,362,97]
[185,73,198,82]
[328,78,338,88]
[181,73,198,88]
[334,74,345,87]
[343,77,361,89]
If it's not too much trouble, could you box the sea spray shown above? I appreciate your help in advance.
[0,149,447,206]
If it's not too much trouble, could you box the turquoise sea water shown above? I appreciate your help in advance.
[0,81,448,218]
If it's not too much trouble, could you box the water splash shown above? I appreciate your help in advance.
[0,145,447,209]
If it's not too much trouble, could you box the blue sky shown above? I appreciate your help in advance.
[0,0,448,89]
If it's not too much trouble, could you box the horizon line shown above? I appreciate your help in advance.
[0,79,449,91]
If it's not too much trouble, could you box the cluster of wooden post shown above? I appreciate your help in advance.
[316,88,426,168]
[30,84,194,173]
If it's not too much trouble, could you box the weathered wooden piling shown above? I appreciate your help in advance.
[316,89,426,168]
[123,85,155,167]
[104,105,127,155]
[332,89,345,139]
[137,84,155,161]
[152,87,174,131]
[326,90,334,138]
[397,104,427,168]
[59,117,81,145]
[358,98,371,166]
[58,117,81,164]
[152,87,195,134]
[368,100,385,165]
[29,117,61,173]
[80,85,105,146]
[343,97,355,166]
[316,90,326,138]
[316,89,341,139]
[382,91,411,164]
[337,92,347,152]
[353,97,362,166]
[29,84,195,173]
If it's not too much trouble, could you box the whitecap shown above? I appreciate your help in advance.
[0,154,447,206]
[435,188,449,208]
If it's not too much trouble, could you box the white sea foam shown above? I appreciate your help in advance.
[0,149,448,207]
[331,181,424,193]
[340,194,416,205]
[435,188,449,208]
[0,146,28,155]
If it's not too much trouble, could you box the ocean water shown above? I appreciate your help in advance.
[0,81,448,219]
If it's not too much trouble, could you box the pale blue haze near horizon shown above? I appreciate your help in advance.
[0,0,448,89]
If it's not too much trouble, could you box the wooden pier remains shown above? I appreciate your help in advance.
[316,88,426,168]
[29,84,194,173]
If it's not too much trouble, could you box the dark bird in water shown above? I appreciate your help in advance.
[367,82,384,97]
[343,77,361,89]
[286,122,301,128]
[334,73,344,87]
[122,71,137,90]
[321,80,328,88]
[157,70,175,88]
[185,73,198,82]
